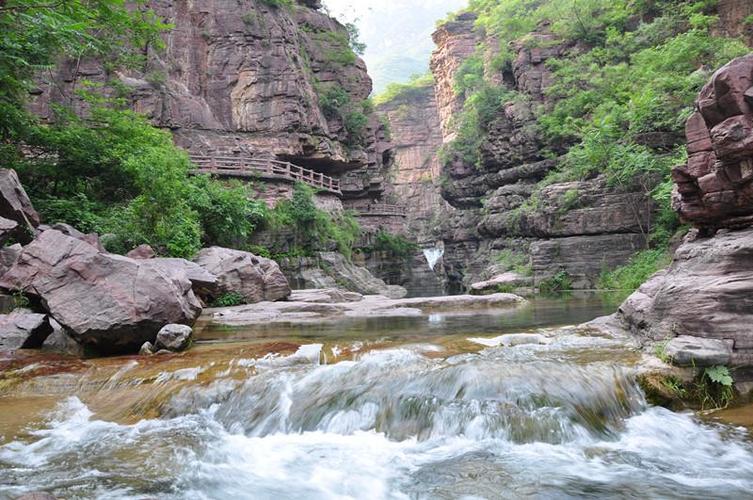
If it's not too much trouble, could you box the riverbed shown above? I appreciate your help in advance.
[1,293,752,499]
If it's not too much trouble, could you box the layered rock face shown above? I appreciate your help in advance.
[430,13,480,140]
[614,56,753,368]
[673,54,753,230]
[618,228,753,366]
[424,20,653,290]
[30,0,391,201]
[376,85,449,242]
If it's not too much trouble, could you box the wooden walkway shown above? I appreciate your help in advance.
[189,154,341,195]
[355,204,406,217]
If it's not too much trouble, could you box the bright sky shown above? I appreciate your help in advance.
[323,0,467,93]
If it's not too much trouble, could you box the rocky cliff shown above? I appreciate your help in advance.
[374,84,450,295]
[29,0,391,203]
[422,16,653,291]
[613,54,753,369]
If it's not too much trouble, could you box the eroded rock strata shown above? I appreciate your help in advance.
[612,54,753,369]
[379,16,655,292]
[30,0,393,206]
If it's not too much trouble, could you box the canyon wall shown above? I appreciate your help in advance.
[424,15,652,291]
[29,0,392,204]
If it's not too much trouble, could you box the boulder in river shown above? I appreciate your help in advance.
[155,324,193,352]
[0,311,53,351]
[193,247,291,304]
[41,320,86,357]
[0,229,202,355]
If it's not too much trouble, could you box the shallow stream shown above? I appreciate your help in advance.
[1,293,752,499]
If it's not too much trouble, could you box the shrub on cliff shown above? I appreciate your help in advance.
[366,230,418,259]
[316,85,371,147]
[374,73,435,106]
[268,183,361,260]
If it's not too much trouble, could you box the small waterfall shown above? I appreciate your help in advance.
[423,247,444,271]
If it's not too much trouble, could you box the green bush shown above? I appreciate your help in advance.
[441,83,515,169]
[495,249,532,276]
[367,230,418,258]
[188,176,268,248]
[268,183,362,259]
[316,85,371,147]
[538,270,572,294]
[599,248,671,292]
[15,98,270,258]
[210,292,246,308]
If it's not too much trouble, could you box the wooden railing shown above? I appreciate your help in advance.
[354,204,406,217]
[189,154,341,195]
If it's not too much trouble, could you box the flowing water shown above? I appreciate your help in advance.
[1,294,753,499]
[422,248,444,271]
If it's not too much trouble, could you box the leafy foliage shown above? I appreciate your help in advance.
[316,85,371,147]
[445,0,748,279]
[599,249,671,293]
[705,366,734,387]
[367,230,418,259]
[698,365,735,409]
[344,22,366,55]
[210,292,246,308]
[495,249,532,276]
[0,0,167,163]
[268,183,362,260]
[538,270,572,294]
[373,73,435,106]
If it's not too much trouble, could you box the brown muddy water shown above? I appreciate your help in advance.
[1,293,752,499]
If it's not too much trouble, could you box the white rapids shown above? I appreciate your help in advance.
[2,333,753,499]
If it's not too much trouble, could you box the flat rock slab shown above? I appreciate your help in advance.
[288,288,364,303]
[471,272,532,293]
[468,333,549,348]
[208,292,525,326]
[665,335,733,367]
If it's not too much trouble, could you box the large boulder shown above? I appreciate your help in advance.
[0,311,53,351]
[0,169,40,241]
[617,228,753,366]
[144,257,219,300]
[37,223,106,252]
[193,247,291,303]
[155,323,193,352]
[0,230,202,354]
